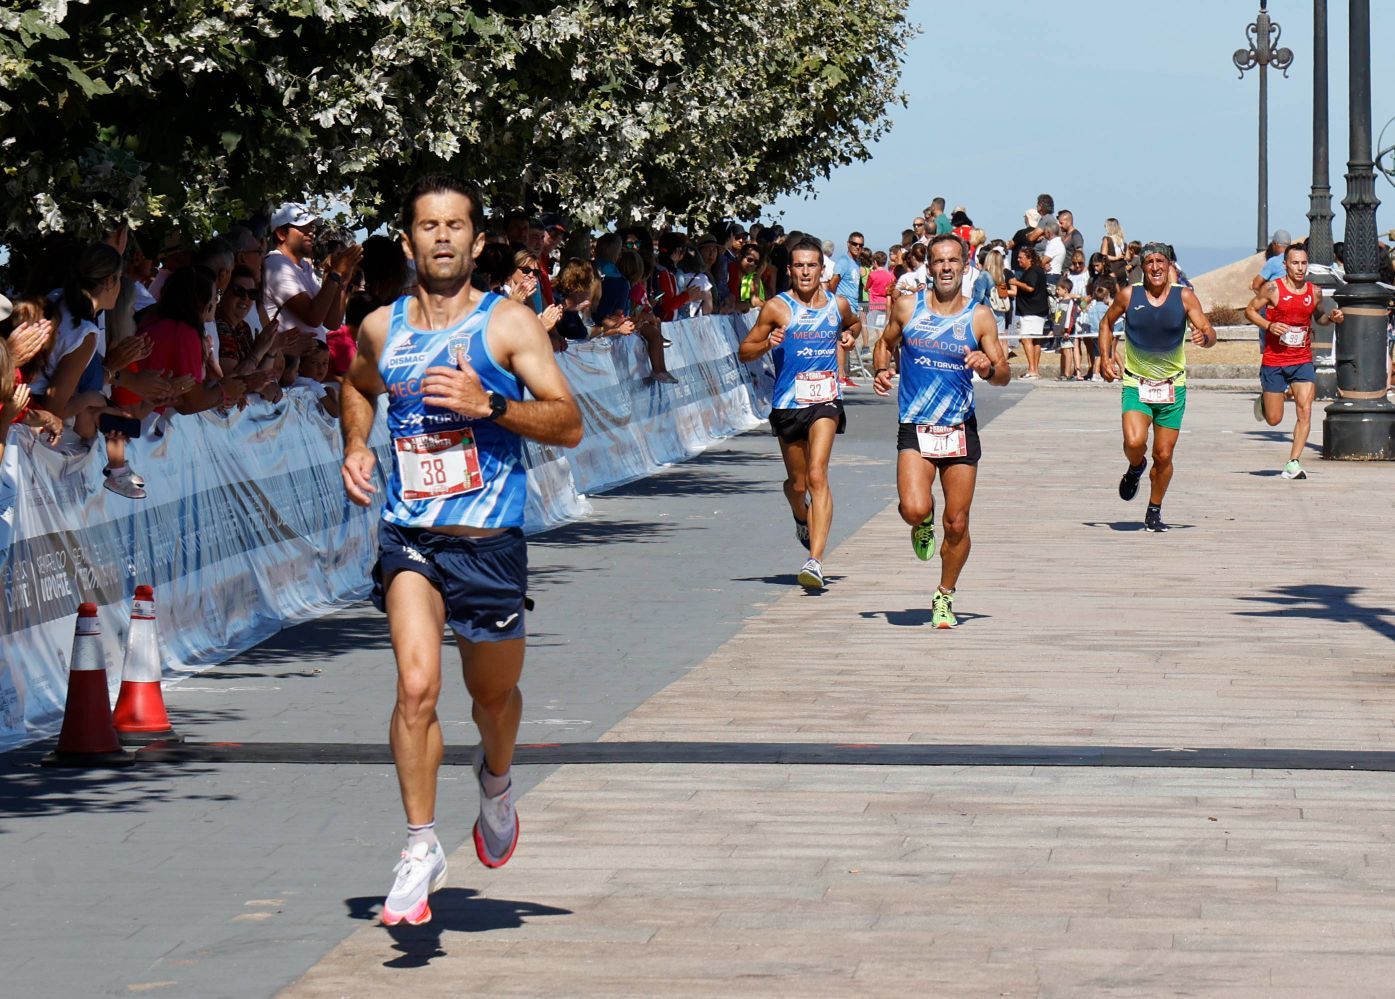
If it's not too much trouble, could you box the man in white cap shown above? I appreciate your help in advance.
[263,201,361,343]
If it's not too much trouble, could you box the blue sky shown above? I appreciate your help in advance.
[768,0,1395,273]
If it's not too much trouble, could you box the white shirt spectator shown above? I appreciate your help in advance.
[31,300,104,395]
[677,270,712,318]
[291,375,327,399]
[821,256,836,285]
[1042,237,1067,276]
[895,265,927,295]
[264,249,326,340]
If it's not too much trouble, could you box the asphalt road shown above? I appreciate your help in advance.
[0,381,1026,997]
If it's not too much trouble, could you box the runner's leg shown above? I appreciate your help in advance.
[937,462,978,591]
[1149,425,1180,505]
[1260,390,1285,427]
[1122,410,1151,469]
[896,447,937,527]
[386,571,447,826]
[1288,380,1315,462]
[804,416,838,561]
[458,636,525,776]
[778,436,810,525]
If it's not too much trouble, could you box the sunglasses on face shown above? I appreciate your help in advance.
[229,285,258,299]
[518,267,539,277]
[623,241,639,249]
[913,222,924,228]
[850,242,864,249]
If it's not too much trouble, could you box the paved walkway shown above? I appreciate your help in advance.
[285,385,1395,996]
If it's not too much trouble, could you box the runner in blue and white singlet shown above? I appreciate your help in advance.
[769,290,844,410]
[874,233,1010,630]
[897,290,977,428]
[339,176,583,928]
[739,235,862,591]
[378,292,526,530]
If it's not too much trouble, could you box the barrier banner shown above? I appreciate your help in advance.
[0,312,769,750]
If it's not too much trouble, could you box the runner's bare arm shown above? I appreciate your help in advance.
[1097,284,1132,380]
[1181,288,1217,347]
[423,299,582,448]
[966,304,1010,386]
[1243,281,1279,332]
[737,298,791,362]
[340,305,390,506]
[836,295,862,349]
[872,295,911,396]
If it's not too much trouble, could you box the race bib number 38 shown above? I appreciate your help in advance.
[794,370,839,405]
[396,429,484,500]
[916,423,968,459]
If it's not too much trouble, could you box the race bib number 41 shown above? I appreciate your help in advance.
[794,370,839,405]
[915,423,968,459]
[396,429,484,500]
[1137,378,1176,405]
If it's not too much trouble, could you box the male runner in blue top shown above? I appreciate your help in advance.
[340,175,582,927]
[739,235,860,591]
[873,233,1011,629]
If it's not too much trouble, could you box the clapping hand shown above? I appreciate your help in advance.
[106,333,153,370]
[7,319,53,368]
[540,303,563,332]
[1,383,30,425]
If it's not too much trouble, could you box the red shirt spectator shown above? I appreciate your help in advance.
[326,324,356,376]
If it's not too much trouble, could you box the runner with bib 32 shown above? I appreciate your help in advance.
[1098,242,1217,533]
[873,233,1010,630]
[738,235,861,591]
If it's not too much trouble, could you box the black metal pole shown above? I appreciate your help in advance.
[1322,0,1395,460]
[1307,0,1334,266]
[1258,63,1269,254]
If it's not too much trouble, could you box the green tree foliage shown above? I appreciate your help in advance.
[1,0,914,239]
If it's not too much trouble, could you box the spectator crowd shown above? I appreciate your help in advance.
[5,189,1394,502]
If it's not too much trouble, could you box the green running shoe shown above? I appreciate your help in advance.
[931,589,957,630]
[911,517,936,561]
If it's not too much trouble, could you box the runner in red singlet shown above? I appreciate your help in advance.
[1243,245,1345,479]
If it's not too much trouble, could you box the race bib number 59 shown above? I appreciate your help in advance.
[396,429,484,500]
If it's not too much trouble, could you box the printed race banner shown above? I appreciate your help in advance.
[0,313,769,750]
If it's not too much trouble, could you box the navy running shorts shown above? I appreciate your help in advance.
[1260,362,1316,393]
[372,521,528,643]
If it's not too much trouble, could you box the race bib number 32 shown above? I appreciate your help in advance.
[794,370,839,405]
[916,423,968,459]
[396,429,484,500]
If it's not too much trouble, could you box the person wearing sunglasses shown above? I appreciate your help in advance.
[504,250,564,350]
[214,265,281,397]
[827,232,866,388]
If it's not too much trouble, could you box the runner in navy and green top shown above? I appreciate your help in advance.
[1098,242,1218,533]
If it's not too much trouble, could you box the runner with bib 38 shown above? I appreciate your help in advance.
[873,233,1010,630]
[1098,242,1217,533]
[739,234,861,591]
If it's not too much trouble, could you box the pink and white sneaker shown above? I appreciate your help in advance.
[381,840,447,926]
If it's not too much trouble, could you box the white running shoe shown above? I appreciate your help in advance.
[797,557,824,590]
[472,745,519,868]
[381,840,448,926]
[1253,396,1265,422]
[103,465,147,499]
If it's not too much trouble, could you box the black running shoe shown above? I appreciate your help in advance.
[1144,506,1169,533]
[1118,459,1147,501]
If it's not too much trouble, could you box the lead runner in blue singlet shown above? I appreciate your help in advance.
[738,235,860,591]
[340,175,583,927]
[873,233,1010,630]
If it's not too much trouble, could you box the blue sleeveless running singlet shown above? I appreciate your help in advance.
[898,292,978,426]
[770,291,845,409]
[378,293,527,529]
[1122,283,1188,387]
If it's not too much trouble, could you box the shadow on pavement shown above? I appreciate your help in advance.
[597,464,772,499]
[344,888,572,968]
[859,608,992,628]
[1237,583,1395,644]
[1081,521,1195,532]
[532,518,683,547]
[732,574,846,587]
[226,611,390,668]
[0,755,234,827]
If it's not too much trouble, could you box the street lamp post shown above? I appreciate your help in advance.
[1323,0,1395,460]
[1234,1,1294,255]
[1307,0,1335,266]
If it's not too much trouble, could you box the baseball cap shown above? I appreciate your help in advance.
[1270,228,1293,246]
[270,202,319,230]
[537,212,569,234]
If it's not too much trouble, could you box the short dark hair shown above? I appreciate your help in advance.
[847,231,864,242]
[1283,243,1309,260]
[786,235,824,263]
[154,266,215,332]
[927,233,966,261]
[400,174,486,234]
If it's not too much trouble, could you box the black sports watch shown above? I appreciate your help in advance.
[487,391,509,420]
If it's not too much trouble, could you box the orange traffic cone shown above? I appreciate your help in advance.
[113,585,179,744]
[42,603,133,767]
